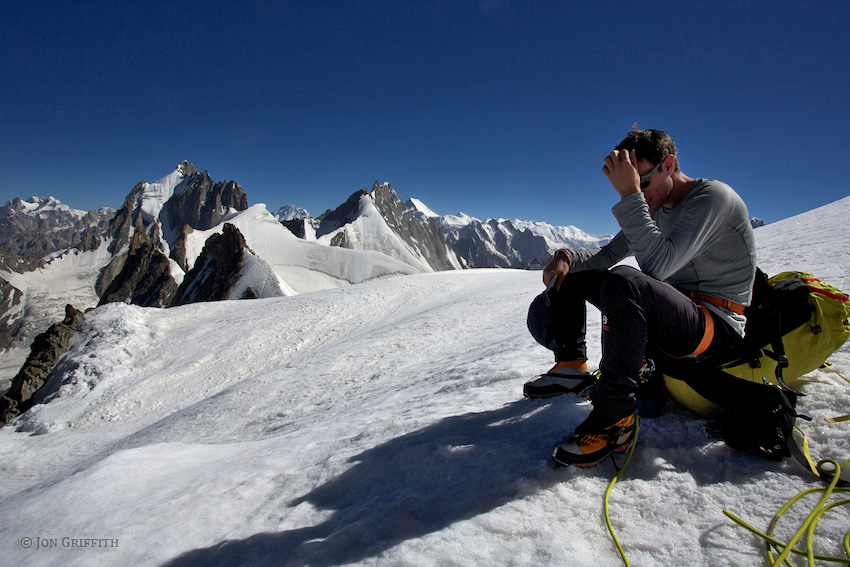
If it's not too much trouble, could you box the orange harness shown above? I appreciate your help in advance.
[670,293,747,358]
[689,292,747,315]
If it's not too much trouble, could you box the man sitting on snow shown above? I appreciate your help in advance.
[524,128,757,467]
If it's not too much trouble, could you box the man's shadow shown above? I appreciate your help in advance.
[164,400,588,567]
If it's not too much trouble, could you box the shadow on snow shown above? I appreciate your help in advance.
[163,400,581,566]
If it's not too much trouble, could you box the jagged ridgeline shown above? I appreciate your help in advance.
[0,163,612,362]
[280,181,613,270]
[95,161,251,307]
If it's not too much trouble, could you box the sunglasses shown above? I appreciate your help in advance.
[639,160,664,189]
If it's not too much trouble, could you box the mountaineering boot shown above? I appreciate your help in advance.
[523,360,596,399]
[552,406,636,468]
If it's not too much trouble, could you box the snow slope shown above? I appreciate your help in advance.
[317,192,458,272]
[1,197,849,566]
[0,240,114,349]
[184,205,422,294]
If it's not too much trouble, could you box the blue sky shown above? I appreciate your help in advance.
[2,1,848,235]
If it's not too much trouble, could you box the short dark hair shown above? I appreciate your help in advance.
[616,128,679,171]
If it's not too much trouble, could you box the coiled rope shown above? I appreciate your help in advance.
[724,458,850,566]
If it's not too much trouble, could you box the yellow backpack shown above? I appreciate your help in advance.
[664,270,850,415]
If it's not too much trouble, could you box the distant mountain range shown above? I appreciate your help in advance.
[0,161,612,368]
[275,181,612,270]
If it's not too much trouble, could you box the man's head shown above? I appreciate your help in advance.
[615,128,679,171]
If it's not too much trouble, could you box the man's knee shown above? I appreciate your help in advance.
[609,265,642,279]
[600,266,643,302]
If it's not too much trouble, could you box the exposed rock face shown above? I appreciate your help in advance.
[0,304,85,426]
[369,182,457,271]
[316,190,368,237]
[0,197,114,260]
[443,218,551,269]
[105,181,148,255]
[171,223,283,305]
[0,277,25,349]
[170,225,196,272]
[97,231,178,308]
[280,218,309,239]
[0,247,46,274]
[162,170,249,239]
[314,182,459,271]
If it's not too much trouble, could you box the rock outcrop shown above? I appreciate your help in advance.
[0,277,25,349]
[171,223,284,305]
[162,169,249,241]
[97,231,178,307]
[0,304,85,426]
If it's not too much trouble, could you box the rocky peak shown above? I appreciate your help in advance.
[315,189,368,238]
[176,160,198,177]
[171,223,284,305]
[97,230,178,308]
[163,170,248,238]
[368,181,458,271]
[0,196,114,260]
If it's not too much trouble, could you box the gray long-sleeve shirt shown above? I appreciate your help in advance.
[567,179,757,335]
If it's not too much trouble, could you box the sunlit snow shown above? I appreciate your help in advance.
[1,197,848,566]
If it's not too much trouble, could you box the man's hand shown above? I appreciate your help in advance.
[543,255,570,291]
[602,149,641,200]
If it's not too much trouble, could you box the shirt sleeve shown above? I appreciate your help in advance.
[567,231,631,272]
[610,187,738,281]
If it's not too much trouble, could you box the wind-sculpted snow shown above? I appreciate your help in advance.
[184,205,421,294]
[0,197,849,566]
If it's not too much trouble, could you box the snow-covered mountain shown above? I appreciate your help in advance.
[407,199,613,269]
[0,196,114,259]
[0,197,848,566]
[0,166,429,377]
[273,204,311,222]
[313,182,462,272]
[277,186,612,272]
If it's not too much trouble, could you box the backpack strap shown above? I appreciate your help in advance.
[741,268,812,395]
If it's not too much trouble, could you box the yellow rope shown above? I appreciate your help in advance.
[724,459,850,565]
[604,415,640,567]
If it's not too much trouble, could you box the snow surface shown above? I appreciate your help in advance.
[0,239,113,348]
[138,168,185,228]
[184,205,421,295]
[1,197,849,566]
[510,218,614,250]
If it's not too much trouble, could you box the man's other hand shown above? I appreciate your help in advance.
[543,256,570,291]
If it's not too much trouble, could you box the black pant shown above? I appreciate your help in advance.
[547,265,740,415]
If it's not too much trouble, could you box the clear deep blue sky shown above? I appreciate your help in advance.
[2,1,848,235]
